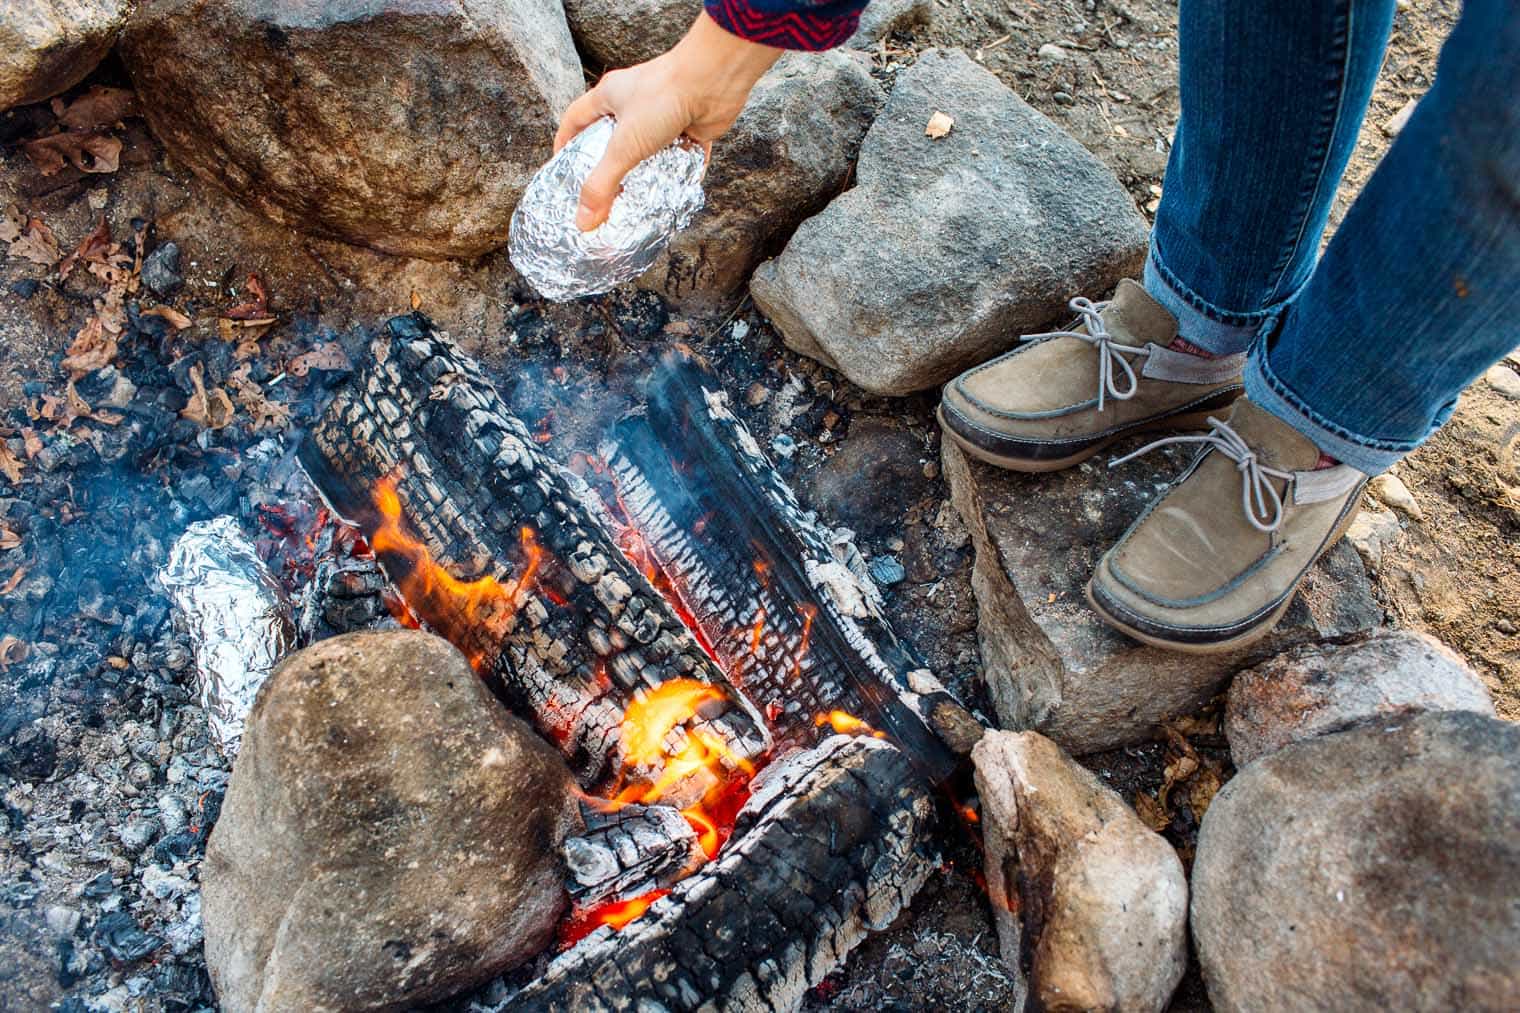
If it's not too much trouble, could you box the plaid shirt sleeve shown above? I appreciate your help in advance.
[703,0,870,51]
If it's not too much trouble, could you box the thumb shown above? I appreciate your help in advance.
[576,124,651,232]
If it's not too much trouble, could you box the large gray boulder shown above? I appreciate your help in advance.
[852,0,933,44]
[562,0,698,69]
[973,730,1188,1012]
[1193,711,1520,1012]
[751,48,1148,396]
[121,0,583,259]
[202,630,581,1013]
[942,437,1380,755]
[1225,629,1495,766]
[1,0,126,111]
[640,51,883,307]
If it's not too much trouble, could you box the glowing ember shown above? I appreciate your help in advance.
[610,679,753,807]
[815,710,886,739]
[369,476,545,669]
[559,889,671,947]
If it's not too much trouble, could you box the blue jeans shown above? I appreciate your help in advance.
[1144,0,1520,474]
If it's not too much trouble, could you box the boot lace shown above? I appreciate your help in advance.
[1022,296,1151,412]
[1109,417,1295,533]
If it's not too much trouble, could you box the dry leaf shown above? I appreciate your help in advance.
[22,130,122,176]
[925,110,955,139]
[0,204,22,243]
[181,364,235,429]
[53,86,137,132]
[288,342,352,377]
[0,635,27,669]
[60,315,119,376]
[0,443,22,483]
[20,429,41,459]
[58,217,112,280]
[410,290,422,310]
[107,655,130,670]
[0,528,19,550]
[141,305,193,329]
[1134,791,1170,833]
[224,273,271,320]
[1,566,28,595]
[226,364,291,431]
[7,215,61,266]
[1188,765,1224,822]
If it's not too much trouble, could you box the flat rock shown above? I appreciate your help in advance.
[639,51,882,307]
[1,0,126,110]
[1344,506,1400,570]
[942,437,1380,755]
[973,730,1187,1012]
[202,630,580,1013]
[562,0,698,68]
[1193,711,1520,1012]
[121,0,582,259]
[750,48,1147,396]
[1225,629,1494,766]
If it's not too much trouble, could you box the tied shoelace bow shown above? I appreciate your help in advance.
[1022,296,1151,412]
[1109,417,1295,533]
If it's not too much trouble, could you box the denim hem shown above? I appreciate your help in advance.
[1244,350,1408,476]
[1143,248,1281,357]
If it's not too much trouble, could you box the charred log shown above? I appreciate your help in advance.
[298,315,770,789]
[500,735,938,1013]
[564,802,706,908]
[603,348,983,784]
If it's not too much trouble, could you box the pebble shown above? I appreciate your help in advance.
[1052,90,1076,106]
[770,434,797,460]
[1497,619,1517,636]
[140,241,184,298]
[94,910,163,964]
[1484,364,1520,401]
[1345,509,1401,570]
[119,816,159,855]
[1037,43,1068,61]
[869,555,907,586]
[157,793,189,835]
[45,904,81,939]
[1369,473,1423,521]
[730,319,750,341]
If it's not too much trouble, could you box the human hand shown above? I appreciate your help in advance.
[554,11,783,231]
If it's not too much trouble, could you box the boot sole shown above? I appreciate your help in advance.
[1083,502,1364,655]
[937,405,1228,474]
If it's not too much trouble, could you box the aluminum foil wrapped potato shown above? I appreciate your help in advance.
[509,116,706,301]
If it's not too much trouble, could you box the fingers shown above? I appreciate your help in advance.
[576,121,657,232]
[554,88,610,153]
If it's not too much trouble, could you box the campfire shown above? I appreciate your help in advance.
[290,315,983,1006]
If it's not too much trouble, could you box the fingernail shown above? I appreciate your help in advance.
[576,204,596,231]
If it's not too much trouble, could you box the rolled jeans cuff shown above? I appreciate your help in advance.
[1142,245,1281,357]
[1244,349,1404,476]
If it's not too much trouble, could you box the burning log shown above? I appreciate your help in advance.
[603,348,984,783]
[298,315,770,789]
[564,802,706,909]
[500,735,938,1012]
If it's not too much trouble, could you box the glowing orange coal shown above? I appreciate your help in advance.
[609,678,755,812]
[368,476,545,668]
[559,889,671,947]
[815,710,887,739]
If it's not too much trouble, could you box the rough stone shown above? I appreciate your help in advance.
[852,0,933,44]
[1193,711,1520,1012]
[202,630,580,1013]
[1,0,126,111]
[562,0,699,68]
[942,437,1380,755]
[1485,363,1520,400]
[1344,506,1400,570]
[1225,629,1494,767]
[804,418,930,536]
[973,730,1187,1013]
[639,51,883,306]
[750,49,1147,395]
[1369,472,1423,520]
[139,241,183,298]
[121,0,583,259]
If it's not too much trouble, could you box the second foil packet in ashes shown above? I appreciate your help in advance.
[509,116,706,302]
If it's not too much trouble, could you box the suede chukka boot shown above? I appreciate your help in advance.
[1086,398,1368,653]
[939,280,1245,472]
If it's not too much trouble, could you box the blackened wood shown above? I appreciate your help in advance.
[499,735,938,1013]
[564,802,705,908]
[298,315,770,789]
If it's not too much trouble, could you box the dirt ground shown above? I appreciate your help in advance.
[1,0,1515,1010]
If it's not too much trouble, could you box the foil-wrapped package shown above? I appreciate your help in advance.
[509,116,705,301]
[160,516,294,758]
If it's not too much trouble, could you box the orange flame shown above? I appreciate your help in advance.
[369,476,545,668]
[815,710,886,739]
[559,888,671,947]
[610,679,753,807]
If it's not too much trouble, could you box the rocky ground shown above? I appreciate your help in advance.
[1,0,1516,1011]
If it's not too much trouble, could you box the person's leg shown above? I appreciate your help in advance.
[1246,0,1520,473]
[1145,0,1397,355]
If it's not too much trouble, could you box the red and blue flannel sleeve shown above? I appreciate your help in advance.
[703,0,870,51]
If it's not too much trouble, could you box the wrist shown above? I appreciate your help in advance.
[669,11,782,102]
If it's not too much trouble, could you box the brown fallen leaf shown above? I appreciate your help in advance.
[6,213,61,266]
[107,655,130,670]
[52,86,137,132]
[181,364,235,429]
[224,272,271,320]
[0,635,27,669]
[226,364,291,431]
[0,443,23,484]
[1134,790,1170,833]
[22,130,122,176]
[20,429,41,459]
[58,217,112,280]
[141,305,193,329]
[410,290,422,310]
[0,204,22,243]
[1,566,28,595]
[925,110,955,139]
[60,315,119,376]
[288,342,352,377]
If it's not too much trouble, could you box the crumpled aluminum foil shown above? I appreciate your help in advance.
[159,516,294,759]
[509,116,706,301]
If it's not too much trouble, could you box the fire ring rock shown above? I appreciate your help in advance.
[1,0,127,111]
[201,630,582,1012]
[120,0,583,259]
